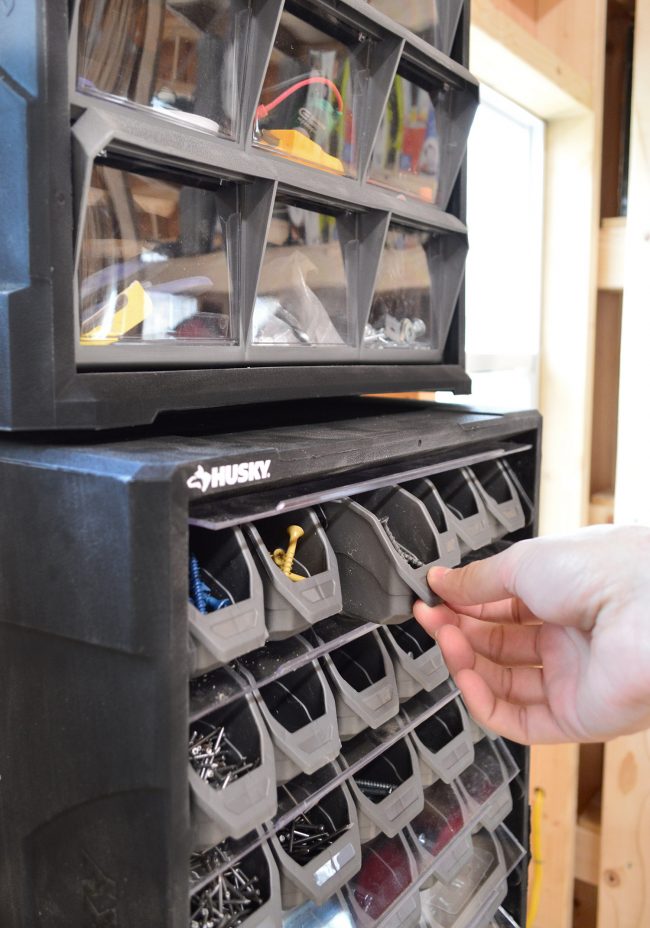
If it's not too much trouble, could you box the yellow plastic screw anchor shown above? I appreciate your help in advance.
[282,525,304,577]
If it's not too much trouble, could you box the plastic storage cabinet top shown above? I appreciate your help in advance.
[0,0,476,429]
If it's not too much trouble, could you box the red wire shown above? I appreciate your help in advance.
[256,76,344,121]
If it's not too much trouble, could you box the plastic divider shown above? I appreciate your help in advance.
[382,618,450,701]
[321,629,400,739]
[190,830,282,928]
[346,831,421,928]
[240,639,341,783]
[404,689,475,785]
[427,470,493,553]
[188,526,267,675]
[189,693,277,850]
[270,771,361,908]
[467,461,526,538]
[246,509,342,639]
[345,734,424,842]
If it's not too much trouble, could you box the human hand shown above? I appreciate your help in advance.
[413,526,650,744]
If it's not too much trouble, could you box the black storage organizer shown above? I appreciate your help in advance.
[0,398,537,927]
[1,0,476,430]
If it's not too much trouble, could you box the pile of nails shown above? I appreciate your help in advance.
[191,845,263,928]
[189,722,257,790]
[277,810,349,864]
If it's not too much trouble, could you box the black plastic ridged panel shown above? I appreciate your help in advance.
[0,0,475,429]
[0,399,538,927]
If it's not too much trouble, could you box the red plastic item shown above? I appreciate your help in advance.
[411,782,464,857]
[351,834,412,920]
[256,77,344,120]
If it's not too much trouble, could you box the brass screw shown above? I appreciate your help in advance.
[282,525,304,576]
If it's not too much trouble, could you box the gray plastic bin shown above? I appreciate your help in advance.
[271,776,361,909]
[189,526,267,675]
[405,694,475,785]
[419,829,508,928]
[401,478,462,567]
[322,486,449,625]
[429,470,493,553]
[346,734,424,842]
[322,630,399,739]
[244,646,341,784]
[246,509,342,639]
[457,739,513,832]
[346,831,421,928]
[468,460,526,538]
[190,832,282,928]
[189,695,277,850]
[383,618,450,702]
[409,780,472,886]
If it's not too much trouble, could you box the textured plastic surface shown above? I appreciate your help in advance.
[189,526,267,673]
[322,630,400,739]
[0,0,475,430]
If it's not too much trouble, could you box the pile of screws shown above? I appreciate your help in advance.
[277,810,350,864]
[355,778,398,800]
[190,845,264,928]
[268,524,309,583]
[189,554,233,614]
[189,722,258,790]
[379,517,425,568]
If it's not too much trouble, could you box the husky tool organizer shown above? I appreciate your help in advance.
[0,0,476,429]
[0,398,536,927]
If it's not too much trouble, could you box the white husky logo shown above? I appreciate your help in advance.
[187,460,272,492]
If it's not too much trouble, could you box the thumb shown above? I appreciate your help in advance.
[427,548,514,607]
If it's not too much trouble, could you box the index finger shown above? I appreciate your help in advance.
[427,545,518,607]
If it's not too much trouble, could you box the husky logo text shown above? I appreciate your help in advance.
[186,460,272,493]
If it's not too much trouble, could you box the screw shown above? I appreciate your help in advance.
[268,547,306,582]
[282,525,304,576]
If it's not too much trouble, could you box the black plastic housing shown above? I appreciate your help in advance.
[0,397,537,927]
[0,0,475,430]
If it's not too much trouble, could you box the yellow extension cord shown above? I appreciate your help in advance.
[527,787,545,928]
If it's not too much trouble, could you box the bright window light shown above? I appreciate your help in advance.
[439,84,544,409]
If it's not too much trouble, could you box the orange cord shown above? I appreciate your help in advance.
[256,76,344,120]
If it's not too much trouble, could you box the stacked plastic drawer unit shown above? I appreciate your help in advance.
[1,0,476,429]
[0,399,538,928]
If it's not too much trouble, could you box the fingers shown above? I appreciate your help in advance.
[413,605,542,666]
[427,550,515,608]
[455,669,573,744]
[436,625,545,705]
